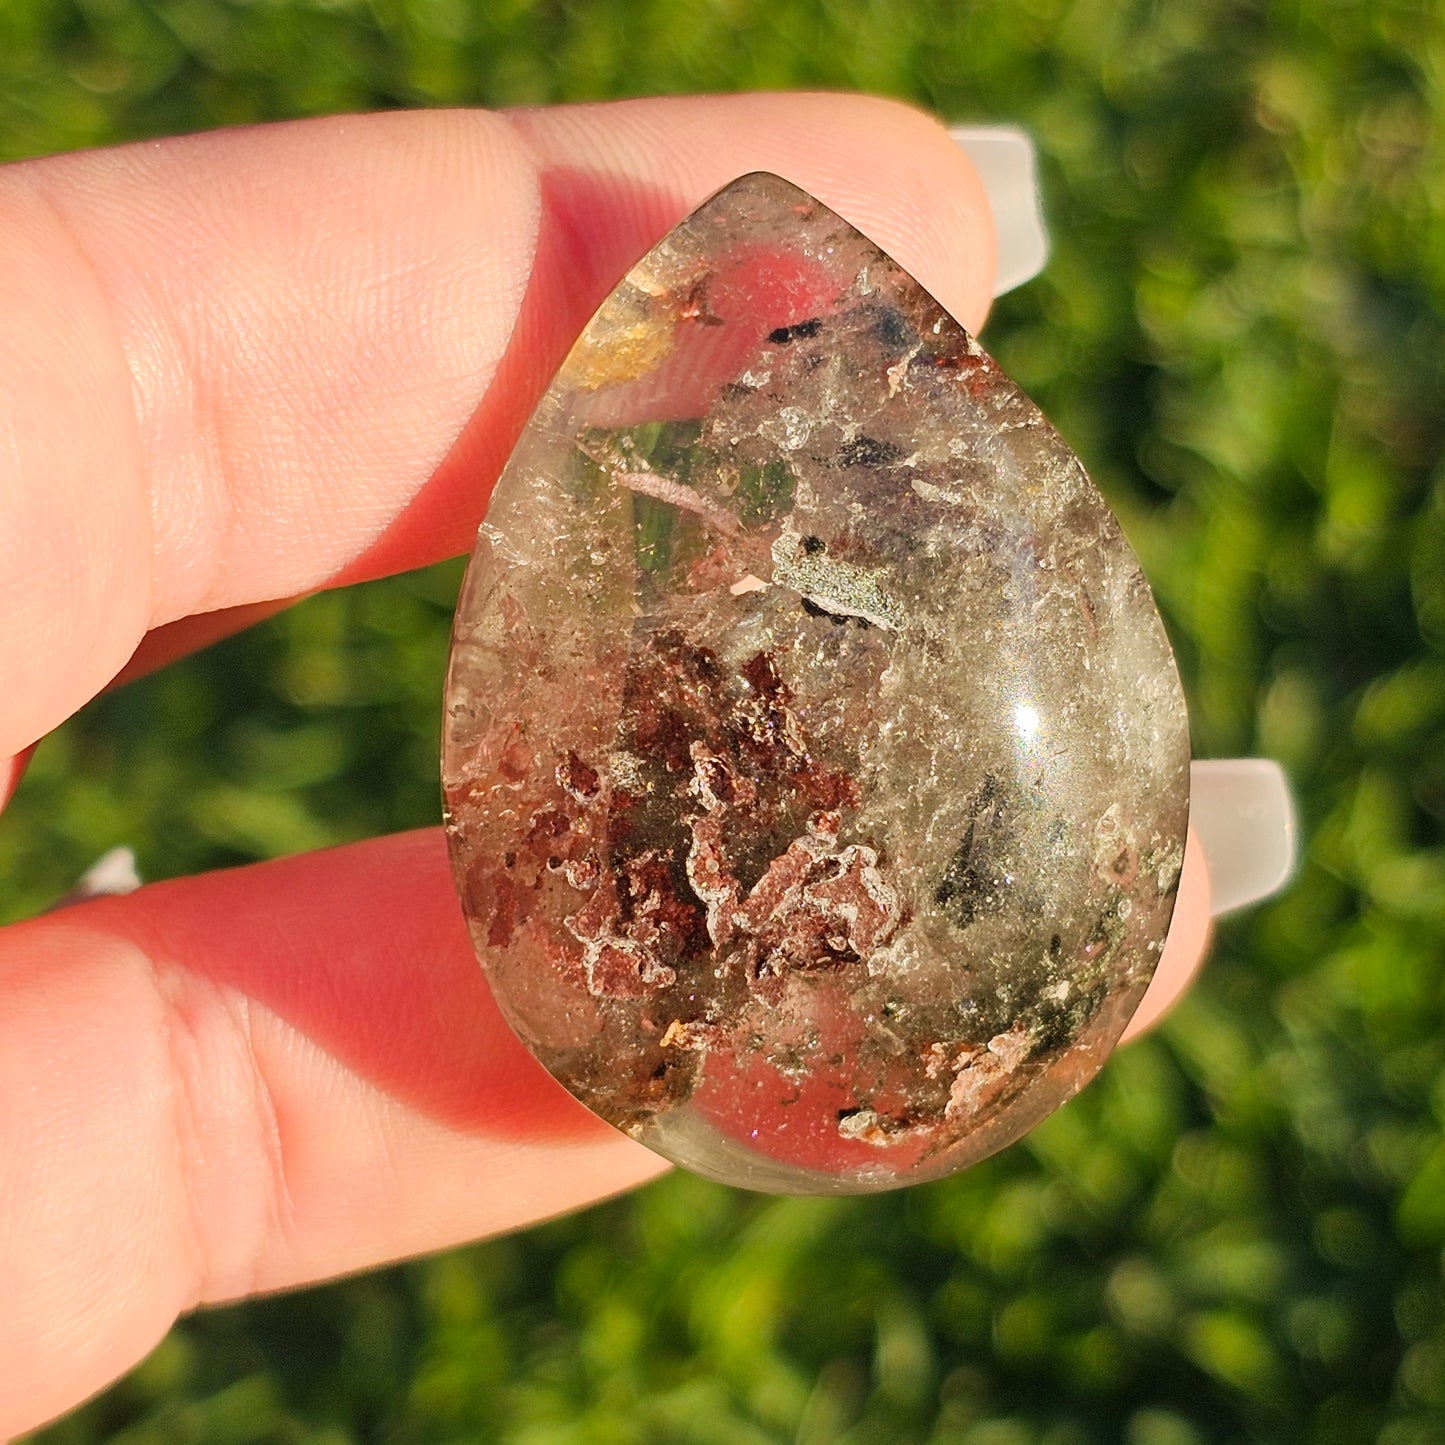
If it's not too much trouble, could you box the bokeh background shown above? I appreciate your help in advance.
[3,0,1443,1440]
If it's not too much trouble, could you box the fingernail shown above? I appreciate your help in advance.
[48,846,143,911]
[947,125,1049,297]
[1189,760,1297,916]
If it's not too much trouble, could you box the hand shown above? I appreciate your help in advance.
[0,93,1213,1438]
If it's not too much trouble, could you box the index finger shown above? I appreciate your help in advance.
[0,93,994,761]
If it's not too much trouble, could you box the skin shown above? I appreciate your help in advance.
[0,93,1211,1438]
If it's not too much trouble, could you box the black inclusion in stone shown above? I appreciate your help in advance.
[840,435,906,468]
[873,307,914,353]
[767,318,823,344]
[934,775,1011,927]
[800,596,872,629]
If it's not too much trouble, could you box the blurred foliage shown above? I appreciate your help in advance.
[3,0,1444,1440]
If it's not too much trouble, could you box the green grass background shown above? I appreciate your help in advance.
[3,0,1443,1440]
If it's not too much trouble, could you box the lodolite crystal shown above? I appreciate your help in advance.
[443,173,1190,1193]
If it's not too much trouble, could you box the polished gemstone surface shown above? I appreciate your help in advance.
[443,173,1190,1193]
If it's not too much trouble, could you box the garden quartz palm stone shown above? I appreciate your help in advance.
[442,173,1190,1194]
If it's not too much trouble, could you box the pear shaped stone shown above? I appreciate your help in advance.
[443,173,1189,1194]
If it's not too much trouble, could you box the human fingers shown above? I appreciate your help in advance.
[0,93,994,763]
[0,90,1219,1433]
[0,827,1214,1440]
[0,829,671,1439]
